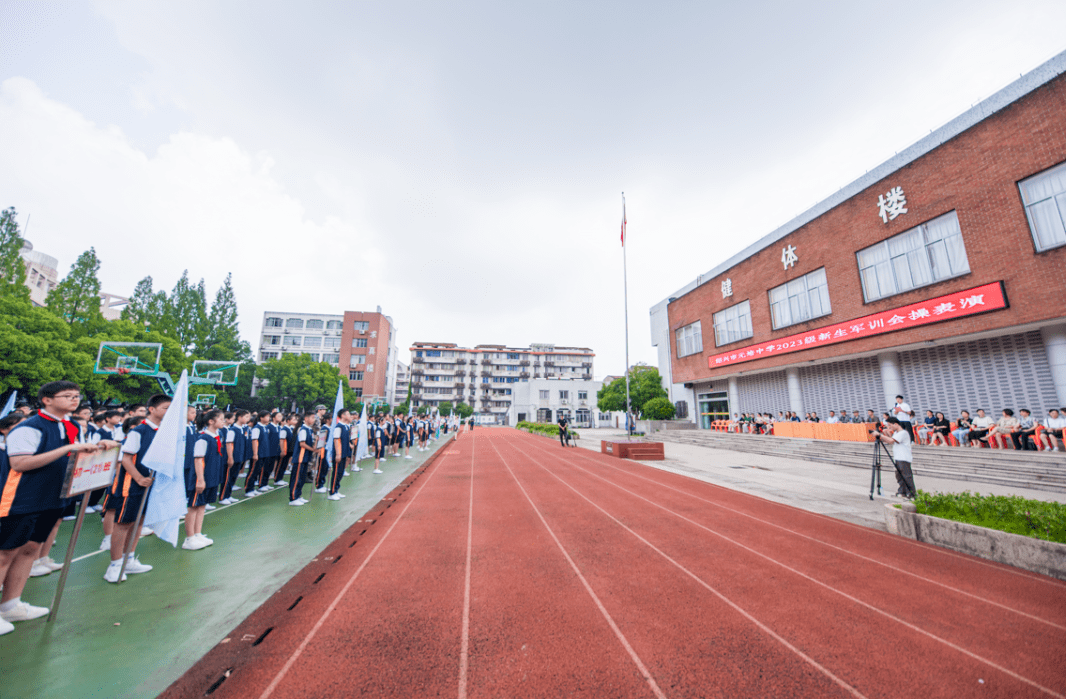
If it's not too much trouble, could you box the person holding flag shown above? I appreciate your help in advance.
[352,404,369,469]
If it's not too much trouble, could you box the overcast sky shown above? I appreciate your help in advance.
[1,1,1064,378]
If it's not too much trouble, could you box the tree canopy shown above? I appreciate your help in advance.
[596,364,669,417]
[254,353,362,412]
[0,208,28,299]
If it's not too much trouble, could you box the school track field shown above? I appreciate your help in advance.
[158,427,1066,699]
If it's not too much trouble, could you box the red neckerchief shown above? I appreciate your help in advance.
[40,411,80,445]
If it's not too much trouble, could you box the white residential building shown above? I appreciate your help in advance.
[508,378,605,428]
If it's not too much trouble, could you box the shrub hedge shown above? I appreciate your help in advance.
[516,421,579,439]
[913,490,1066,544]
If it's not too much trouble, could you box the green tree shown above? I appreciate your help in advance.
[596,364,668,417]
[202,273,251,362]
[437,401,453,416]
[47,248,103,326]
[167,271,208,356]
[74,320,187,404]
[0,208,28,299]
[0,294,92,395]
[255,354,361,411]
[642,396,677,420]
[122,276,172,335]
[453,401,474,418]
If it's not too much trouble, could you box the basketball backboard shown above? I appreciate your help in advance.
[191,360,240,386]
[94,342,162,376]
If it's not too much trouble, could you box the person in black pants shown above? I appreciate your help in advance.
[557,416,569,446]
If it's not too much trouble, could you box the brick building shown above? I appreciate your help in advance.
[650,51,1066,428]
[259,307,398,405]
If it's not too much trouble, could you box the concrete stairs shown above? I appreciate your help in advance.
[652,430,1066,494]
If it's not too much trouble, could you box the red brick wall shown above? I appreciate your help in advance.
[670,75,1066,384]
[340,311,392,400]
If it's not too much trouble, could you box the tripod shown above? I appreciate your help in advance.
[869,436,900,500]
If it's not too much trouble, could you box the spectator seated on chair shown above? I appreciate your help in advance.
[987,409,1020,448]
[952,411,972,447]
[1040,408,1065,451]
[930,412,950,446]
[968,409,994,447]
[826,411,839,424]
[1011,409,1038,451]
[917,410,936,444]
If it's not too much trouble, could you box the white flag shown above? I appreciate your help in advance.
[0,391,16,418]
[354,404,369,461]
[142,370,189,547]
[324,380,344,464]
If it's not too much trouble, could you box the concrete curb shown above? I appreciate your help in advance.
[884,503,1066,580]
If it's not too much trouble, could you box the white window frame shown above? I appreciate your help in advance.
[675,321,703,358]
[305,319,324,330]
[713,300,753,347]
[265,317,283,328]
[768,268,832,330]
[302,336,322,348]
[285,318,304,329]
[1019,160,1066,252]
[856,211,971,302]
[283,336,302,347]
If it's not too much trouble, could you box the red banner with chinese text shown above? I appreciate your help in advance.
[708,281,1008,370]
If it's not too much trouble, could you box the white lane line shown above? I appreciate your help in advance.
[457,433,475,699]
[257,452,451,699]
[517,439,1063,699]
[487,440,668,699]
[526,438,1066,631]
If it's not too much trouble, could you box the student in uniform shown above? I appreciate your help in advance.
[396,416,410,459]
[270,411,289,486]
[2,382,101,627]
[327,410,352,501]
[289,412,317,506]
[103,394,171,583]
[184,409,224,550]
[372,416,386,474]
[99,415,144,552]
[255,411,280,492]
[223,410,249,499]
[245,412,269,496]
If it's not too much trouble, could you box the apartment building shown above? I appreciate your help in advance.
[409,342,595,425]
[259,307,398,405]
[394,360,410,405]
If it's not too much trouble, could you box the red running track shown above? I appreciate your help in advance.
[163,429,1066,699]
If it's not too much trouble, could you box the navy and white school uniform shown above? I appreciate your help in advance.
[290,425,315,502]
[189,429,223,507]
[183,422,199,504]
[328,423,351,495]
[274,424,293,483]
[108,419,160,524]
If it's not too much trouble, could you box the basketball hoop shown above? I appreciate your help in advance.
[116,368,131,376]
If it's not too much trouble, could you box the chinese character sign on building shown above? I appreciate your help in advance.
[877,186,908,223]
[721,278,733,298]
[781,245,798,270]
[708,281,1007,369]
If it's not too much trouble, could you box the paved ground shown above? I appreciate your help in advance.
[0,436,452,699]
[576,428,1066,530]
[161,428,1066,698]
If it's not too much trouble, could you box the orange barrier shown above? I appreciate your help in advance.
[771,422,877,442]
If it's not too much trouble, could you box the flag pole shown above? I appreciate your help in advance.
[622,192,633,437]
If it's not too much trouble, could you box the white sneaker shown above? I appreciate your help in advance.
[351,466,362,472]
[327,493,341,501]
[314,487,327,494]
[0,601,49,622]
[99,534,111,551]
[245,490,258,498]
[182,537,208,551]
[288,499,305,507]
[404,455,412,459]
[62,515,76,521]
[343,471,350,476]
[337,493,346,498]
[140,526,153,537]
[124,555,152,574]
[29,560,52,577]
[40,557,63,572]
[373,469,383,474]
[258,486,271,493]
[233,486,243,491]
[0,618,13,635]
[275,481,287,487]
[205,504,216,511]
[103,562,127,583]
[296,497,309,504]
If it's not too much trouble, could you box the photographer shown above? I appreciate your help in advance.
[873,417,917,499]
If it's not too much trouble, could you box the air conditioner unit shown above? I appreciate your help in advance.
[283,329,291,334]
[359,330,365,335]
[561,400,569,405]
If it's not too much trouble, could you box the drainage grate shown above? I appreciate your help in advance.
[252,627,274,646]
[204,669,233,695]
[313,573,326,584]
[287,596,303,611]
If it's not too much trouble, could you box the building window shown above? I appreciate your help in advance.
[323,337,340,349]
[263,335,280,346]
[352,388,362,398]
[303,336,322,348]
[1019,161,1066,252]
[352,338,367,348]
[285,318,304,329]
[303,352,320,361]
[265,317,283,328]
[349,371,364,381]
[539,390,549,399]
[713,301,752,347]
[507,353,520,360]
[675,321,704,357]
[305,319,324,330]
[283,336,302,347]
[578,391,587,400]
[768,267,831,329]
[324,353,339,365]
[326,320,343,330]
[350,355,365,367]
[559,390,569,400]
[261,352,278,360]
[856,210,971,302]
[353,321,369,332]
[426,350,441,357]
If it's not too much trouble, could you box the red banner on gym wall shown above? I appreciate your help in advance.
[708,281,1008,369]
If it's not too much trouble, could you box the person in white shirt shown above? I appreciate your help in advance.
[874,417,917,499]
[968,409,995,447]
[826,411,839,424]
[1040,408,1066,451]
[892,395,913,439]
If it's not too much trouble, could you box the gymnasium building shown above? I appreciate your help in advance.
[650,51,1066,428]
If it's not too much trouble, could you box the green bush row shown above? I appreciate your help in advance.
[914,490,1066,544]
[515,421,579,438]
